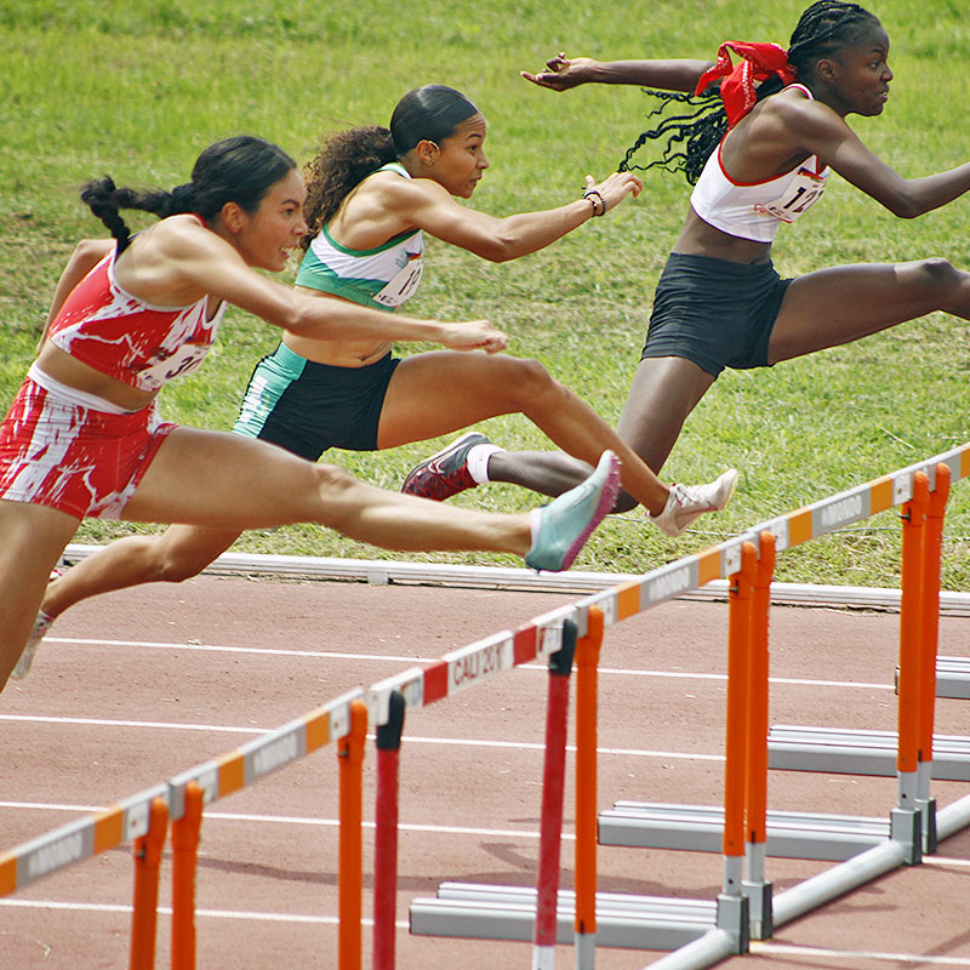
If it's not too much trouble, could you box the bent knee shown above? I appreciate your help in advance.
[505,358,567,406]
[910,256,960,293]
[154,550,209,584]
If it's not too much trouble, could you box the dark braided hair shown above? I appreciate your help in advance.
[301,85,479,250]
[80,135,297,254]
[619,0,879,184]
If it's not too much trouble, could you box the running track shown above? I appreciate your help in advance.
[2,569,970,969]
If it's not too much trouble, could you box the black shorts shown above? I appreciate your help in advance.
[232,342,401,461]
[642,253,793,378]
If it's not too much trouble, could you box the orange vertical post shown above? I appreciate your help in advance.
[574,605,604,966]
[746,532,775,849]
[171,781,204,970]
[724,542,757,892]
[898,472,929,782]
[129,797,169,970]
[338,699,368,970]
[919,464,949,764]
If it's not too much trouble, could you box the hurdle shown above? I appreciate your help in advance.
[6,443,970,969]
[0,688,365,970]
[411,443,970,966]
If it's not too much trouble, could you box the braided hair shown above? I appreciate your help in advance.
[80,135,297,254]
[619,1,880,184]
[301,85,480,250]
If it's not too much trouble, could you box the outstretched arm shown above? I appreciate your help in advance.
[379,170,643,262]
[127,217,509,354]
[521,53,714,93]
[781,98,970,218]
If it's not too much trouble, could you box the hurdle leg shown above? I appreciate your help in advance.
[917,463,950,854]
[129,797,168,970]
[895,472,928,865]
[574,608,604,970]
[373,690,406,970]
[339,699,368,970]
[743,532,775,941]
[717,542,756,954]
[533,620,578,970]
[171,781,204,970]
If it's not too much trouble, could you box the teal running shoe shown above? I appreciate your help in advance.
[525,450,620,572]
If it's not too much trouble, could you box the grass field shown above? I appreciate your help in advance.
[2,0,969,589]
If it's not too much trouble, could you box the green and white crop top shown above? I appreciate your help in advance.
[295,162,423,311]
[689,85,830,244]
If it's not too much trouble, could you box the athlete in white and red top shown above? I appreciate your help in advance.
[479,0,970,511]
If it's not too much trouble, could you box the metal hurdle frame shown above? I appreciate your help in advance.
[410,443,970,969]
[6,443,970,970]
[0,688,365,970]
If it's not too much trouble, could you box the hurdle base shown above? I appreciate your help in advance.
[895,657,970,699]
[409,883,715,951]
[600,802,892,862]
[768,725,970,780]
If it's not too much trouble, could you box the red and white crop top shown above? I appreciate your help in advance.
[689,84,830,243]
[47,226,226,394]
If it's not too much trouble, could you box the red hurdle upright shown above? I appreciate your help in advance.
[373,689,406,970]
[532,619,578,970]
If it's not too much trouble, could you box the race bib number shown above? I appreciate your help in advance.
[373,255,424,308]
[139,343,211,391]
[756,167,827,224]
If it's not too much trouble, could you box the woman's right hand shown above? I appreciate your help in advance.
[521,53,597,91]
[440,320,509,354]
[582,171,644,214]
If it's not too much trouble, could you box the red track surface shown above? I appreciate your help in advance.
[2,572,970,969]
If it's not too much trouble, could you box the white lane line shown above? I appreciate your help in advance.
[40,637,893,690]
[0,898,408,927]
[0,716,723,761]
[752,942,970,966]
[0,801,560,840]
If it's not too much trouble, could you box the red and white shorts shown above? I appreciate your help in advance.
[0,378,176,520]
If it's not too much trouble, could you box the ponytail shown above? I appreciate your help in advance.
[80,135,296,254]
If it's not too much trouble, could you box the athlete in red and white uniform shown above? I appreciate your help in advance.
[0,228,226,520]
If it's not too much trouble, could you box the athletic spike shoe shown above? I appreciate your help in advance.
[648,468,739,538]
[401,431,491,501]
[12,610,54,680]
[526,450,621,572]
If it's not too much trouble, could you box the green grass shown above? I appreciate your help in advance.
[2,0,970,588]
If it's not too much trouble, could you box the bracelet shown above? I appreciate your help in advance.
[582,188,607,217]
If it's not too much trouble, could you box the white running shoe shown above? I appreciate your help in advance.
[649,468,739,538]
[12,611,54,680]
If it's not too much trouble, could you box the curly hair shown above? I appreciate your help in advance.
[80,135,296,254]
[301,85,479,250]
[620,0,880,184]
[301,126,398,251]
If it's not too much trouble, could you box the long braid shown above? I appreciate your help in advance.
[620,0,878,184]
[79,178,180,255]
[619,89,728,184]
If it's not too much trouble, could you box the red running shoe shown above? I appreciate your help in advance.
[401,431,490,501]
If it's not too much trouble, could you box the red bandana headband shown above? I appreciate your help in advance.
[695,41,795,128]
